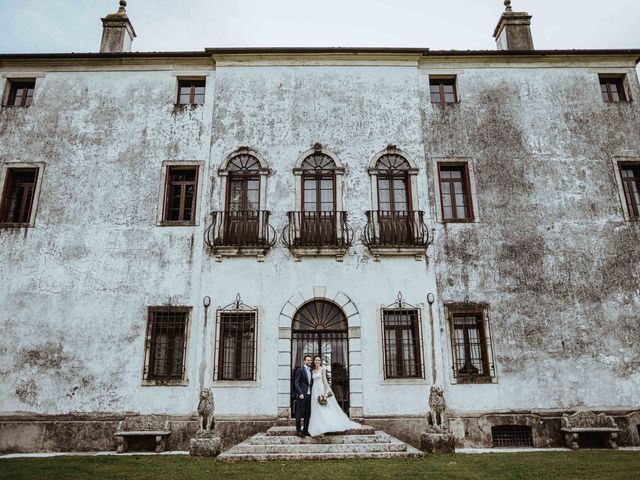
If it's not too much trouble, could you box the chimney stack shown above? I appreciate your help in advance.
[100,0,136,53]
[493,0,534,51]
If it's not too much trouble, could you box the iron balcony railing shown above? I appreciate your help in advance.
[362,210,429,248]
[204,210,276,249]
[282,211,354,249]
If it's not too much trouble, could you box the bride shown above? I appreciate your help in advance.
[308,356,362,436]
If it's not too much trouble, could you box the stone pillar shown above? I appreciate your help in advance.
[100,1,137,53]
[493,0,534,51]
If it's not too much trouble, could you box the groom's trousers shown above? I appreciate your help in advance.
[295,393,312,433]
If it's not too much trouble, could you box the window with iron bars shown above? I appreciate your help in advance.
[447,304,495,383]
[492,425,533,448]
[143,307,190,383]
[0,167,39,225]
[215,299,258,381]
[381,303,424,379]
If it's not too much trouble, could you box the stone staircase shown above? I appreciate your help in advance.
[217,425,423,461]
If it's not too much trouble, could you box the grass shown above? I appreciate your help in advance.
[1,451,639,480]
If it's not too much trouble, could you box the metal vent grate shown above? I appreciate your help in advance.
[491,425,533,448]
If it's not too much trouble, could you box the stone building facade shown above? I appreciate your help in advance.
[1,2,639,452]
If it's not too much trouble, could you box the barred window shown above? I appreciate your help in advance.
[0,168,39,225]
[447,305,494,383]
[143,308,190,383]
[215,296,257,381]
[492,425,533,448]
[382,307,423,379]
[163,166,198,223]
[619,163,640,219]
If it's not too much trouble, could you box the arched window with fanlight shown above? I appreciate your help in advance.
[283,144,353,259]
[205,148,275,259]
[363,146,428,257]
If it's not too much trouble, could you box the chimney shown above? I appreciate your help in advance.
[100,0,137,53]
[493,0,534,51]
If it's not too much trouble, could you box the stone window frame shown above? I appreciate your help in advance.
[1,73,45,107]
[0,161,46,228]
[141,306,192,387]
[293,143,345,212]
[429,75,459,104]
[444,302,497,385]
[432,157,480,224]
[156,161,204,227]
[592,69,633,104]
[218,147,270,215]
[598,73,631,103]
[612,156,640,221]
[377,301,428,385]
[368,145,419,213]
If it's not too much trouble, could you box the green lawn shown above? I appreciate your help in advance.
[1,451,638,480]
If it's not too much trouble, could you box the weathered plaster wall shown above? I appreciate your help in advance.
[422,64,640,412]
[0,67,215,415]
[1,56,639,447]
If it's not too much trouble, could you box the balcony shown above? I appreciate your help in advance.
[282,211,354,261]
[204,210,276,261]
[362,210,430,260]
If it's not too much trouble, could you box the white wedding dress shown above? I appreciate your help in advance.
[308,367,362,436]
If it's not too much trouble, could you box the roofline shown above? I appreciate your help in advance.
[0,48,638,64]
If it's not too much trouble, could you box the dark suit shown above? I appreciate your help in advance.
[294,365,314,434]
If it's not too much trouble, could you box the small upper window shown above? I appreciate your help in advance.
[177,79,205,106]
[599,75,628,103]
[5,80,35,107]
[163,166,198,224]
[619,163,640,219]
[0,168,39,225]
[430,77,457,103]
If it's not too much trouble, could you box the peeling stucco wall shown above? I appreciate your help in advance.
[0,55,638,429]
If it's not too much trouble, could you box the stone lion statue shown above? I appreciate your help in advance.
[197,388,214,433]
[428,385,446,430]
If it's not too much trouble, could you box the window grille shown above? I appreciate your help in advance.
[143,308,189,382]
[0,168,38,224]
[447,304,494,383]
[492,425,533,448]
[620,163,640,219]
[381,293,424,379]
[215,294,258,381]
[438,164,474,221]
[163,166,198,223]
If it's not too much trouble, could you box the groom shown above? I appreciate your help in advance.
[294,355,313,438]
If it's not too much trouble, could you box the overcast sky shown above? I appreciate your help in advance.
[0,0,638,53]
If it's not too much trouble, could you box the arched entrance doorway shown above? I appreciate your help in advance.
[290,300,350,415]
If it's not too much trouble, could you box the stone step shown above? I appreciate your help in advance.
[218,449,423,462]
[217,428,424,461]
[245,433,393,445]
[230,441,408,455]
[265,425,375,436]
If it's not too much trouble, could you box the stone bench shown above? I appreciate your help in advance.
[114,415,171,453]
[561,411,620,450]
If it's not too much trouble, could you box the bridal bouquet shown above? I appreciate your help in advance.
[317,390,334,406]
